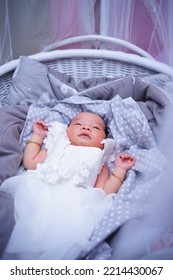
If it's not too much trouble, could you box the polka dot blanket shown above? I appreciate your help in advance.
[20,94,165,259]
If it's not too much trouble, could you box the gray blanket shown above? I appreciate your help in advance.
[1,56,173,259]
[19,93,165,260]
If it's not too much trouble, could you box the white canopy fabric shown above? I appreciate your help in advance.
[1,0,173,66]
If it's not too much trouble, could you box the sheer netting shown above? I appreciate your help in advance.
[0,0,96,65]
[0,0,172,66]
[100,0,173,66]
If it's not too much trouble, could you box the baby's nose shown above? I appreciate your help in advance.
[82,125,91,131]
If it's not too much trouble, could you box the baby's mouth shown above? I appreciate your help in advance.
[79,133,91,139]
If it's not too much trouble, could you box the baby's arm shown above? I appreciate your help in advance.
[23,121,48,170]
[95,153,136,195]
[94,164,110,188]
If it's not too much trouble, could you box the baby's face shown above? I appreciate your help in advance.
[67,112,106,149]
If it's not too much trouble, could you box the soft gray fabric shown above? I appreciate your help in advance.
[1,56,173,260]
[5,56,55,105]
[133,77,172,140]
[0,192,15,256]
[0,105,28,185]
[5,56,171,141]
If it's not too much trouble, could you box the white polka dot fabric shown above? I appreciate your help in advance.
[20,94,165,260]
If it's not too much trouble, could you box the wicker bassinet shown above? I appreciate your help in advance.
[1,35,173,106]
[1,35,173,261]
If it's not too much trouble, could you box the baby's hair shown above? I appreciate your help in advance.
[104,125,109,137]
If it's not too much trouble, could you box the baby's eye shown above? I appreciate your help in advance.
[93,126,100,130]
[75,122,82,126]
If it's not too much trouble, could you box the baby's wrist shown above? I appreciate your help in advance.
[114,166,127,173]
[111,167,126,184]
[29,133,44,144]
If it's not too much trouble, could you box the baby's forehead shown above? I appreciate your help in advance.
[72,112,105,126]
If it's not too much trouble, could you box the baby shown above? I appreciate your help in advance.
[23,112,135,195]
[1,112,136,260]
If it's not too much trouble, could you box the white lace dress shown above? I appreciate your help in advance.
[1,121,115,260]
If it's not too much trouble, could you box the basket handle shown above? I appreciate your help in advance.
[43,35,154,60]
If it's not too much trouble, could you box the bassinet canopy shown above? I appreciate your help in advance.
[1,0,173,66]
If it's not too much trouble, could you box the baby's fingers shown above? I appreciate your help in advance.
[119,154,136,163]
[36,121,48,130]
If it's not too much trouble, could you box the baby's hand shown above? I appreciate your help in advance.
[115,153,136,171]
[33,121,48,138]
